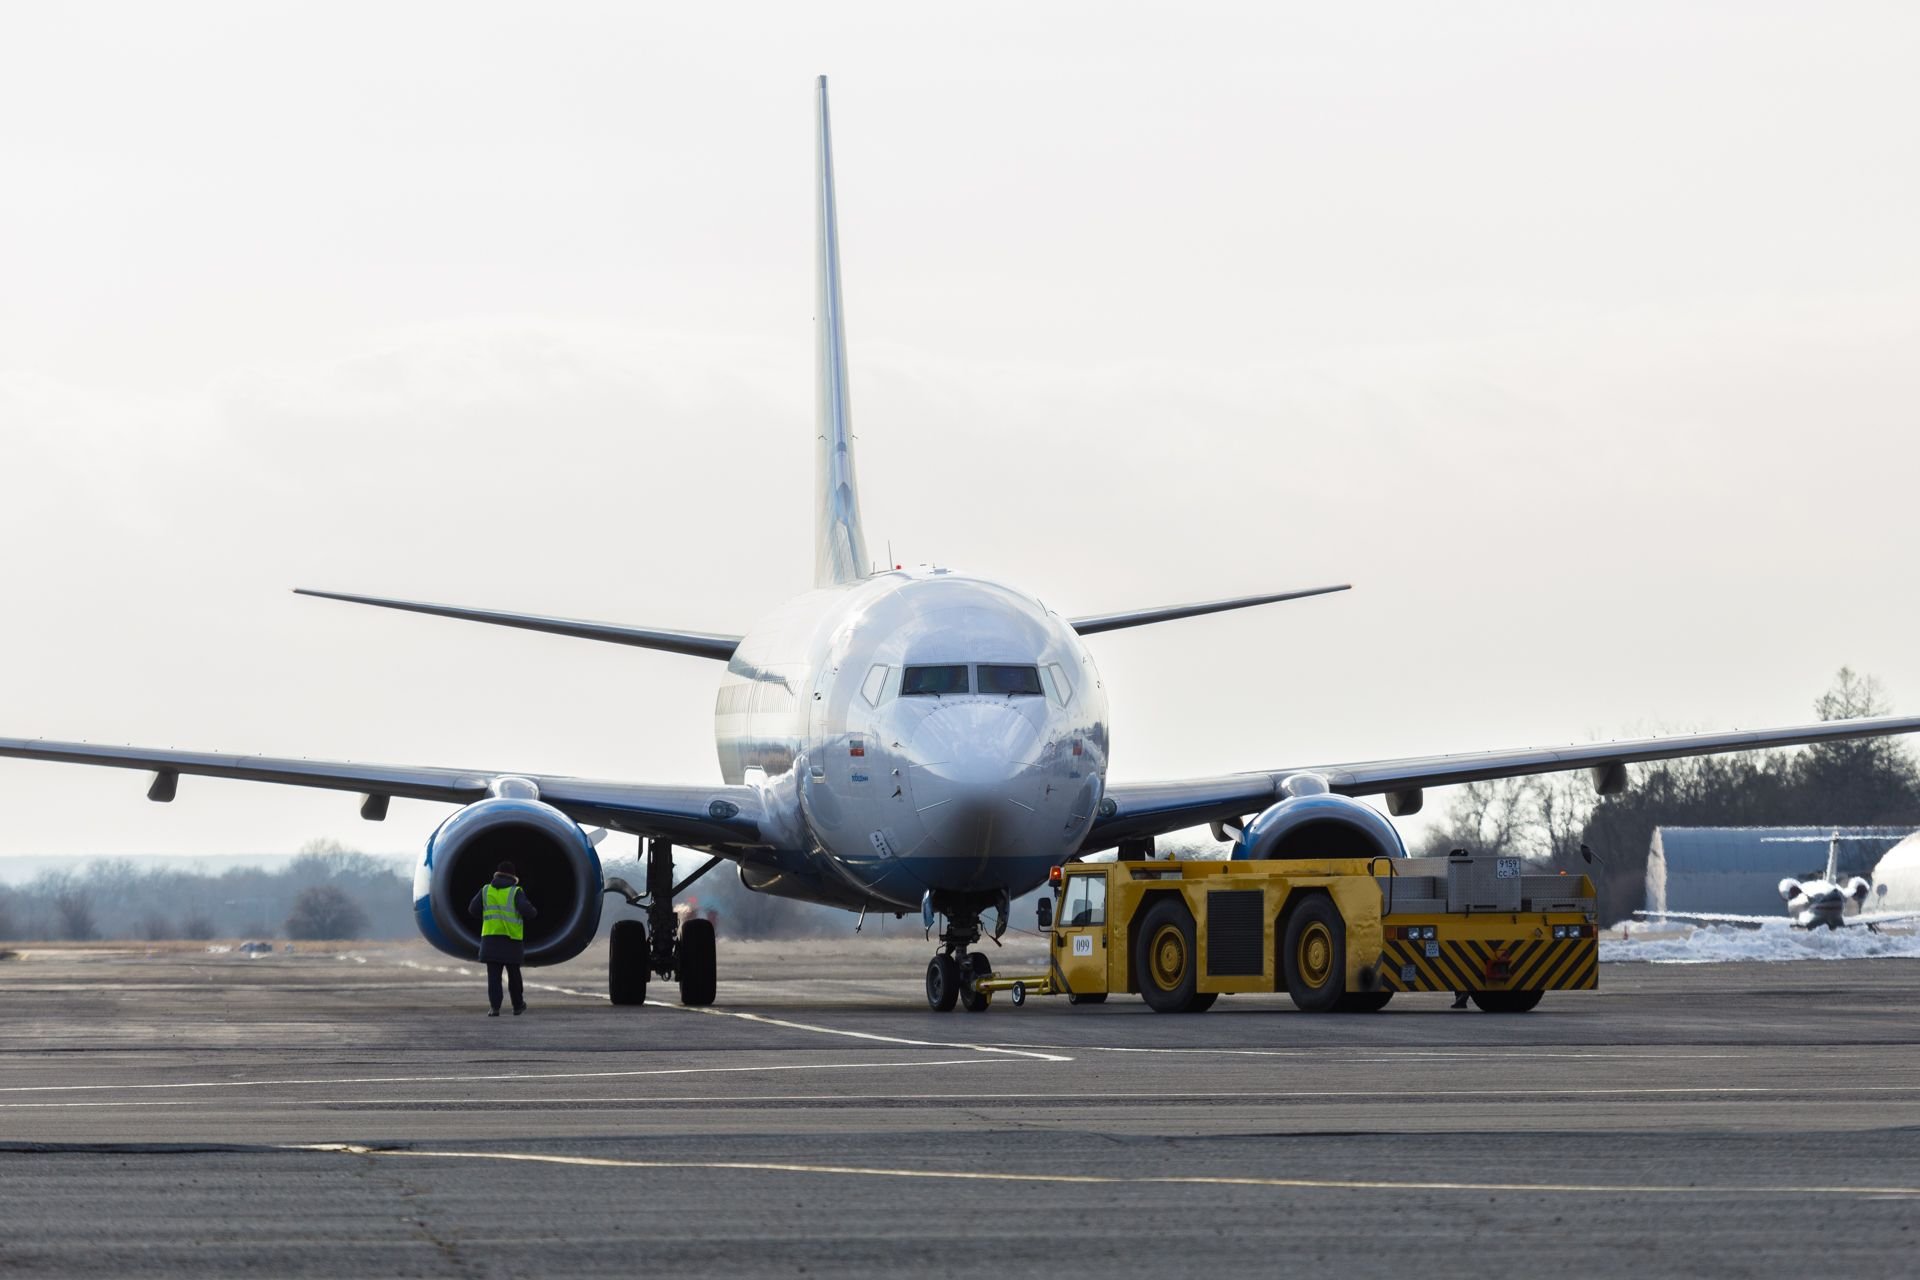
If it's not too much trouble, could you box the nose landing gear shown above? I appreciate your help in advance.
[923,898,996,1012]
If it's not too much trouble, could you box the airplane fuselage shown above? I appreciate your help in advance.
[714,568,1111,911]
[1786,881,1853,930]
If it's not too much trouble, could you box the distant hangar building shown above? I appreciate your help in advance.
[1643,826,1912,916]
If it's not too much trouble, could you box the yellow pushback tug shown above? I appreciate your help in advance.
[978,851,1598,1013]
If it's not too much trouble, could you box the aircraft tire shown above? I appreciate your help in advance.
[677,919,717,1007]
[609,920,649,1006]
[1470,989,1543,1013]
[926,954,961,1012]
[959,953,993,1012]
[1282,894,1346,1013]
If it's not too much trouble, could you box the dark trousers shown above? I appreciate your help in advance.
[487,961,525,1012]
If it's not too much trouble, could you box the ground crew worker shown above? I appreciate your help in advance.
[468,860,538,1016]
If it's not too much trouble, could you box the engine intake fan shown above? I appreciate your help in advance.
[414,797,604,965]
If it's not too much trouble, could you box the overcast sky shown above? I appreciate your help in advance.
[2,2,1917,860]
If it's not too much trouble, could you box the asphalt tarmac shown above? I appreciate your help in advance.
[3,937,1918,1278]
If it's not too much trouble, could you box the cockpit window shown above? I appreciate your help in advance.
[977,664,1043,696]
[1045,663,1074,706]
[901,664,970,696]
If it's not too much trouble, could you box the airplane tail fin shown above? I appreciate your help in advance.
[813,75,870,586]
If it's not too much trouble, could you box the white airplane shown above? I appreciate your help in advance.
[1636,832,1920,932]
[6,78,1920,1011]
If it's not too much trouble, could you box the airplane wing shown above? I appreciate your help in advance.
[1085,713,1920,850]
[1068,584,1350,635]
[1631,909,1782,927]
[294,589,742,661]
[1848,910,1920,927]
[0,737,771,850]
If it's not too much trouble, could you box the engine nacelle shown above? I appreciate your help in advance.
[413,797,604,966]
[1234,792,1407,862]
[1843,876,1874,906]
[1778,877,1805,903]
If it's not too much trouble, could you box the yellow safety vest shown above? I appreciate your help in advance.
[481,883,524,941]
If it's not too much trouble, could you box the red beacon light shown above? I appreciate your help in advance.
[1048,865,1062,888]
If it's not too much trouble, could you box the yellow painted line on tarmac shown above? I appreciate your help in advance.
[294,1143,1920,1199]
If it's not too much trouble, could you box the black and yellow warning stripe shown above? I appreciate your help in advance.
[1379,936,1597,993]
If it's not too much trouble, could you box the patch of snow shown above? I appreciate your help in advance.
[1604,921,1920,964]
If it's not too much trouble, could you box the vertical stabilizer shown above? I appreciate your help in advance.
[813,75,870,586]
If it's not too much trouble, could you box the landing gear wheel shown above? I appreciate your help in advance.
[1282,895,1346,1013]
[1136,899,1202,1013]
[609,920,649,1006]
[676,919,716,1007]
[1470,989,1543,1013]
[1066,992,1107,1005]
[959,953,993,1012]
[925,953,961,1012]
[1335,990,1394,1013]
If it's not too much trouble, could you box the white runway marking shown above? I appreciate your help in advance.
[0,1058,1009,1096]
[14,1083,1918,1111]
[527,979,1073,1062]
[296,1143,1920,1199]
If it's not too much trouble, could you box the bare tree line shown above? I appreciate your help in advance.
[1419,669,1920,922]
[0,840,408,942]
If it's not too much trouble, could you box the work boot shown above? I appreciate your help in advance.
[512,1004,526,1016]
[488,1008,500,1017]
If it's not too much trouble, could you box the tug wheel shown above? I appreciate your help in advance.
[1470,989,1544,1013]
[1283,895,1346,1013]
[1136,899,1202,1013]
[1335,991,1394,1013]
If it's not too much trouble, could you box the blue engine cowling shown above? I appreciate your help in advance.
[1234,792,1407,862]
[412,797,604,965]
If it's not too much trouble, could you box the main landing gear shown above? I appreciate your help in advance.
[607,837,720,1008]
[923,892,1007,1013]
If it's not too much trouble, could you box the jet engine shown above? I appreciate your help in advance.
[1234,786,1407,861]
[413,797,604,965]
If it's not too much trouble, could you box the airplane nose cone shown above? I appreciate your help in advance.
[906,703,1042,859]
